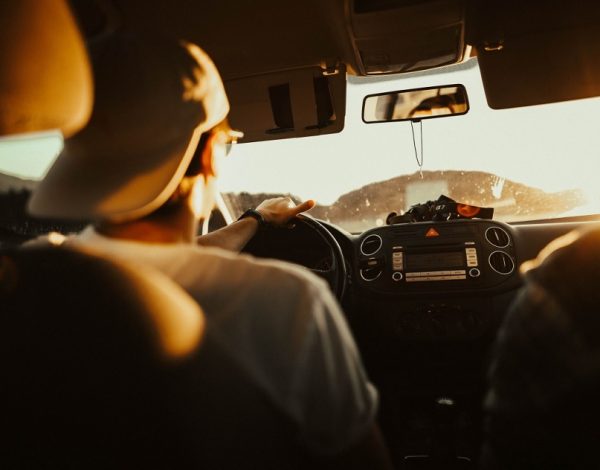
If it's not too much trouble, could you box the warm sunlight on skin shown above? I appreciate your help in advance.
[2,59,600,221]
[191,175,217,221]
[190,127,235,222]
[129,262,206,359]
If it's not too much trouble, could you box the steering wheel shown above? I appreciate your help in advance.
[242,214,347,301]
[296,214,347,300]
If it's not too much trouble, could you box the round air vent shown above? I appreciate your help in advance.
[485,226,510,248]
[488,251,515,275]
[360,234,383,256]
[360,267,382,282]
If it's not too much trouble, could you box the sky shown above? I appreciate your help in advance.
[2,58,600,209]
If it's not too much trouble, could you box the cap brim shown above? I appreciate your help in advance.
[28,127,200,222]
[28,35,230,222]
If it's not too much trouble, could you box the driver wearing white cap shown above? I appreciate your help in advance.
[28,31,391,465]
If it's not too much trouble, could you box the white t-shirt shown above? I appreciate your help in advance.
[65,227,378,454]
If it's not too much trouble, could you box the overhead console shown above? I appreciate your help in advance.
[347,0,467,75]
[355,219,519,296]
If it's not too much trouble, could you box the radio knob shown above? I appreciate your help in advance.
[469,267,481,278]
[392,272,403,282]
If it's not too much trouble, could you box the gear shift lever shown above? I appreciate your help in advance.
[403,397,473,469]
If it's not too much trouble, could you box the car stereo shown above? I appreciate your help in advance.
[356,220,518,295]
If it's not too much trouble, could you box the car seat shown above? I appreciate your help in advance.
[1,245,308,469]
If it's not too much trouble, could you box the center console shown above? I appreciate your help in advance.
[356,219,519,296]
[349,220,521,467]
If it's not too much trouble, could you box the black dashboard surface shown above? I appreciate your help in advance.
[244,217,600,341]
[241,216,600,464]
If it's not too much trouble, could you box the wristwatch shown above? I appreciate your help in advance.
[238,208,268,229]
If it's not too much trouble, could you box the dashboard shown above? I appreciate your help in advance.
[244,217,600,341]
[355,220,519,296]
[242,216,600,464]
[350,220,520,343]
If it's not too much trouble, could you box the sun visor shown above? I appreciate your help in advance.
[224,65,346,143]
[472,2,600,109]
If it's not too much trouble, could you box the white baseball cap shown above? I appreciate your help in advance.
[29,31,229,222]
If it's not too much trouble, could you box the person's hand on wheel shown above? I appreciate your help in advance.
[256,197,315,227]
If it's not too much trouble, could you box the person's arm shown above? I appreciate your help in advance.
[196,197,315,252]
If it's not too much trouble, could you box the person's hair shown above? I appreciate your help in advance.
[183,131,210,178]
[143,118,236,222]
[147,132,210,220]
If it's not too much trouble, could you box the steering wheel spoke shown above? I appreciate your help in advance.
[310,265,337,285]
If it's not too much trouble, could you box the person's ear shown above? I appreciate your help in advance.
[200,132,217,180]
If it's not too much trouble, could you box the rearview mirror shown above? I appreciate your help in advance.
[362,84,469,123]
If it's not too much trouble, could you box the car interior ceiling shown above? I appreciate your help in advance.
[3,0,600,468]
[67,0,600,146]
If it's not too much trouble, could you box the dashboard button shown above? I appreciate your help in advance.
[392,272,403,282]
[469,268,481,278]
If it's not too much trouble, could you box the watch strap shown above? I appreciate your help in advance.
[238,208,267,229]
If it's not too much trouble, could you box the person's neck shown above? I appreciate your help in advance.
[96,207,199,245]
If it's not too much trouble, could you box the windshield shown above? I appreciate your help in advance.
[1,58,599,234]
[219,58,600,232]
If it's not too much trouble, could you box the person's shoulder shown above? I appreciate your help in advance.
[189,244,330,294]
[189,246,344,339]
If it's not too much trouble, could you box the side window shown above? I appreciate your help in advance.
[0,133,84,246]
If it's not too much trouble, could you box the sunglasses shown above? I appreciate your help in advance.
[220,128,244,156]
[187,125,243,177]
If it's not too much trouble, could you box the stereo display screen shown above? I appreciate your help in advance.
[405,251,464,271]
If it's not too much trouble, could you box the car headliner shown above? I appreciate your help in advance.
[71,0,600,111]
